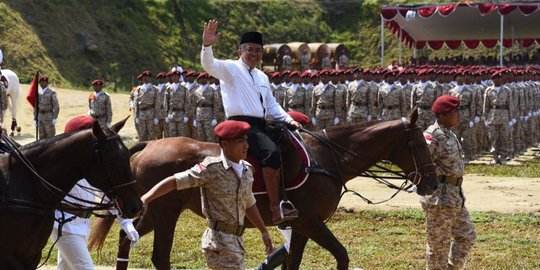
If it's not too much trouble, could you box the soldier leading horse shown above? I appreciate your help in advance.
[91,110,437,270]
[0,118,142,269]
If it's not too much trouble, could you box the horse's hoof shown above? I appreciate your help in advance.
[16,127,21,132]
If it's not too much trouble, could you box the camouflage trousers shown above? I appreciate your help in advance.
[137,118,155,141]
[453,121,475,160]
[38,113,56,139]
[167,121,188,137]
[488,124,511,160]
[381,108,402,121]
[475,120,490,154]
[203,248,244,270]
[315,118,334,130]
[154,119,168,139]
[347,116,369,126]
[196,120,216,142]
[423,205,476,270]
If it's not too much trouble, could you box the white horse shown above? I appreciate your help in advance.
[1,69,22,136]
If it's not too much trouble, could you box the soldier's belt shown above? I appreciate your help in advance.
[209,221,245,236]
[39,110,52,113]
[318,105,333,109]
[437,175,463,186]
[198,104,213,108]
[385,105,399,110]
[59,203,92,219]
[493,105,509,109]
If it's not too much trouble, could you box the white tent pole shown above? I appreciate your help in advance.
[381,15,385,67]
[499,14,504,67]
[511,24,515,63]
[399,28,402,65]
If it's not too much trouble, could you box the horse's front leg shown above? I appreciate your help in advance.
[150,199,182,270]
[116,213,155,270]
[286,229,309,270]
[293,217,349,270]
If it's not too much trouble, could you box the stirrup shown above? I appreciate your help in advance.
[279,200,299,220]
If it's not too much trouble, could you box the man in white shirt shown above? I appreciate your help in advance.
[200,19,301,224]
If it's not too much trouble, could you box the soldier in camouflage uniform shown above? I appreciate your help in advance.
[281,51,292,71]
[449,72,477,163]
[141,120,273,270]
[423,95,476,270]
[346,68,376,124]
[320,55,332,70]
[191,72,223,142]
[273,71,289,109]
[133,70,159,141]
[284,71,311,115]
[377,70,406,121]
[484,70,515,165]
[154,72,169,139]
[412,69,439,130]
[88,79,112,128]
[165,70,190,137]
[311,70,343,129]
[183,71,199,138]
[332,70,348,123]
[299,50,310,71]
[37,76,60,139]
[399,69,414,113]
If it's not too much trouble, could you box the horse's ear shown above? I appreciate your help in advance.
[111,116,130,133]
[408,106,419,126]
[92,120,106,140]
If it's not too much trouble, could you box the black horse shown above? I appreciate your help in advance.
[0,118,142,269]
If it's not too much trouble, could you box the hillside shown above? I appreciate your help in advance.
[0,0,529,91]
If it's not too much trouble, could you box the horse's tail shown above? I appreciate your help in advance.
[88,215,115,252]
[129,141,148,156]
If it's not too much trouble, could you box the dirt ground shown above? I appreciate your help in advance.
[11,84,540,216]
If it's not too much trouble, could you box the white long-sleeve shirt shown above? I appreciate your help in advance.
[201,45,293,123]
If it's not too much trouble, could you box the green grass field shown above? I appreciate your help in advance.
[42,208,540,270]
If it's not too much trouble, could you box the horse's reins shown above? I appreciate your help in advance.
[299,119,433,209]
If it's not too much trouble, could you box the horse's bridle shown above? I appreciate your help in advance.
[391,117,437,187]
[91,133,137,217]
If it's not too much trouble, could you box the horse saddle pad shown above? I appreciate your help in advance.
[247,130,310,195]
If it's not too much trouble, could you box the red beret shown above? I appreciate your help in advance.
[184,71,196,77]
[281,70,291,75]
[136,74,143,81]
[64,115,94,133]
[491,69,506,79]
[92,79,103,86]
[289,71,300,77]
[39,76,48,82]
[142,70,152,77]
[300,71,311,78]
[196,72,209,80]
[270,72,280,79]
[288,111,309,125]
[214,120,251,140]
[156,72,166,79]
[432,95,460,114]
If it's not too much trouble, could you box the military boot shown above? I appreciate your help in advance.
[256,245,288,270]
[262,167,298,224]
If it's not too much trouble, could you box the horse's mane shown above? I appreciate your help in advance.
[320,120,396,134]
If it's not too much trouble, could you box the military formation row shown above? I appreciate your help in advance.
[130,65,540,165]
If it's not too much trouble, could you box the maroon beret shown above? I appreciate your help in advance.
[39,76,48,82]
[184,71,196,77]
[155,72,166,79]
[92,79,103,86]
[196,72,209,80]
[64,115,94,133]
[432,95,460,114]
[136,74,143,81]
[214,120,251,140]
[288,111,309,125]
[270,72,281,79]
[142,70,152,77]
[289,71,300,77]
[300,71,311,78]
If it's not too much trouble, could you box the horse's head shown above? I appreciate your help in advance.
[84,117,142,218]
[390,109,437,196]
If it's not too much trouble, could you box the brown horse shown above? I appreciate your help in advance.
[91,111,437,270]
[0,118,142,269]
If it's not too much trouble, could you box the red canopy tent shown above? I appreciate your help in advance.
[380,2,540,66]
